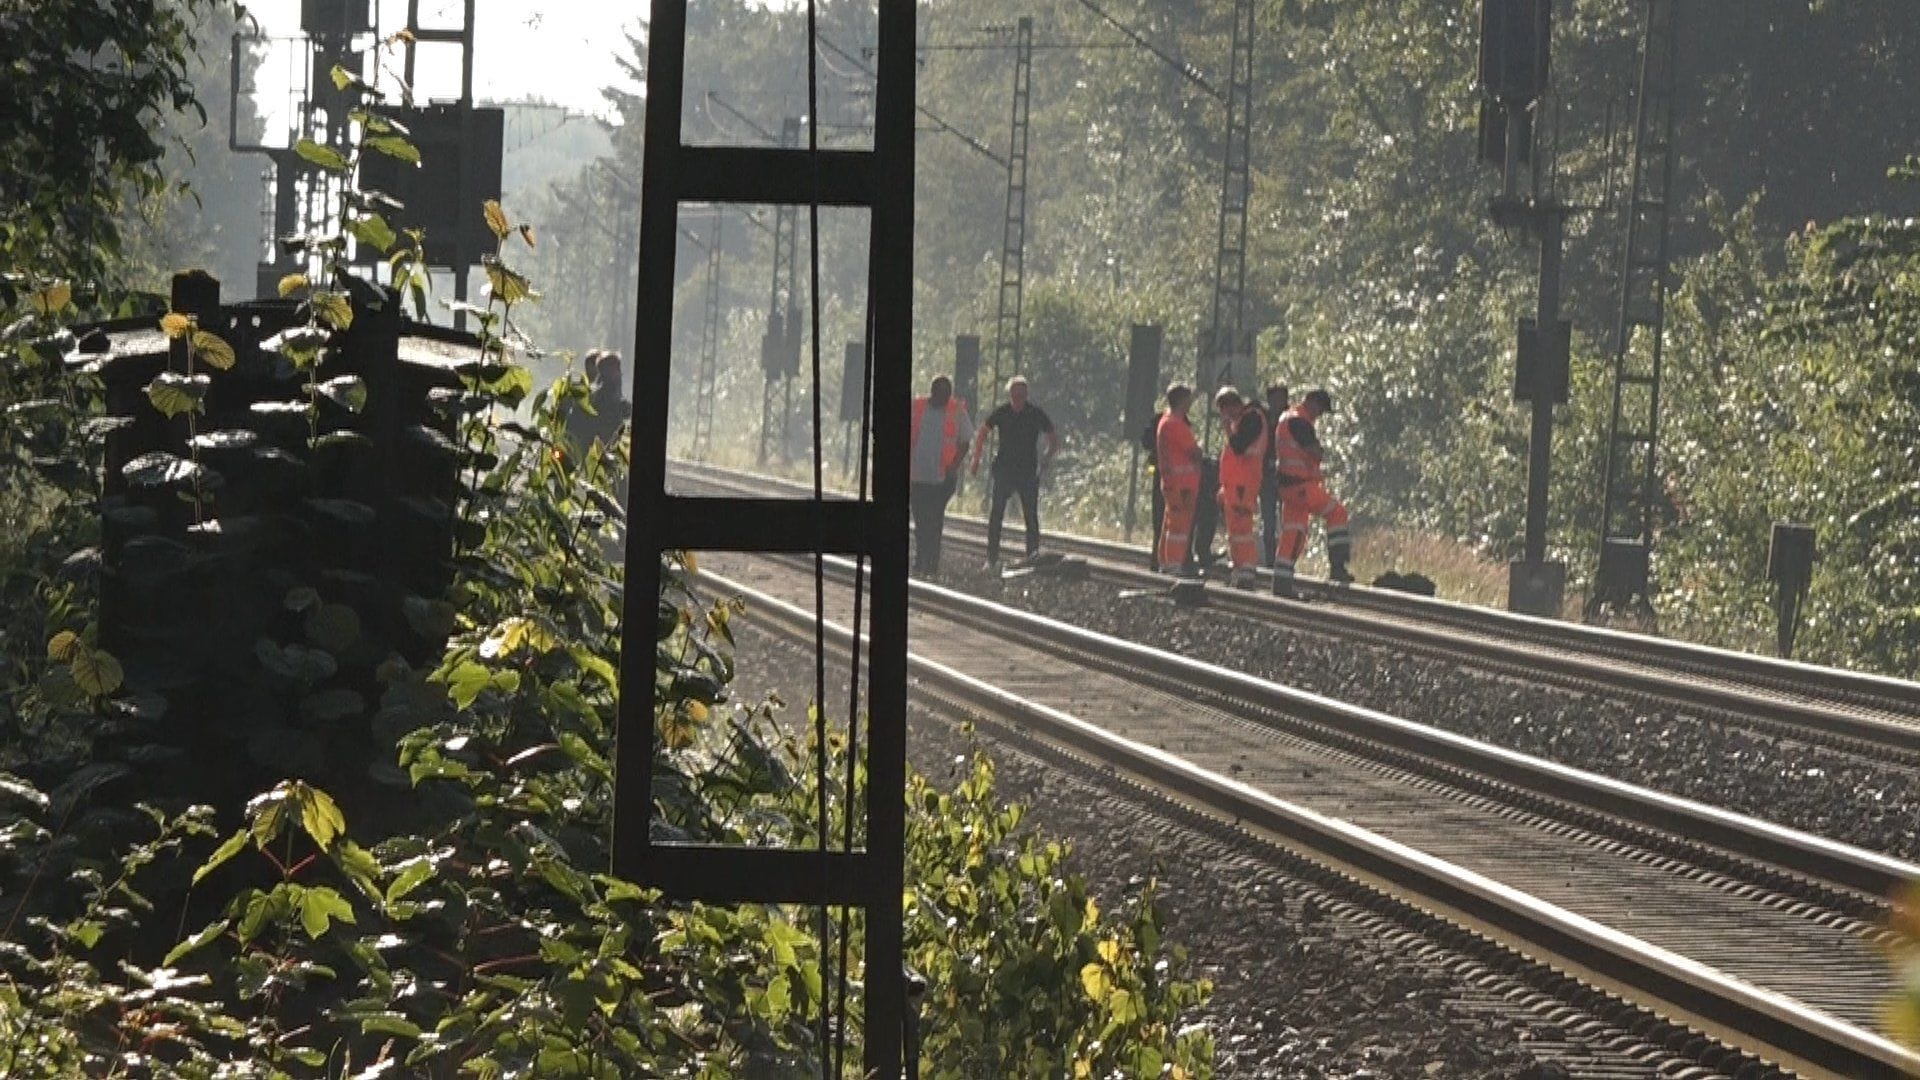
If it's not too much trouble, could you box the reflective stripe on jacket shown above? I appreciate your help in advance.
[1273,404,1323,483]
[911,397,966,475]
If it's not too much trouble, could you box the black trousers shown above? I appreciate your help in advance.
[910,476,958,572]
[986,470,1040,565]
[1148,481,1165,569]
[1259,475,1279,568]
[1191,458,1220,565]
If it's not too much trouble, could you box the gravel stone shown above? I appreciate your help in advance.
[934,562,1920,863]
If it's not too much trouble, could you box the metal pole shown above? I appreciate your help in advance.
[1124,443,1140,542]
[1524,210,1562,564]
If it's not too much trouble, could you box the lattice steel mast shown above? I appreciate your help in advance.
[1590,0,1680,621]
[761,117,804,463]
[1203,0,1256,414]
[991,17,1035,405]
[691,211,725,458]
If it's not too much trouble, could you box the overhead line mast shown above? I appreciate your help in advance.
[991,18,1035,405]
[1068,0,1252,442]
[706,92,804,465]
[1203,0,1256,438]
[1590,0,1681,623]
[691,211,725,459]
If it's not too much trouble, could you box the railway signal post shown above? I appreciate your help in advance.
[1479,0,1570,617]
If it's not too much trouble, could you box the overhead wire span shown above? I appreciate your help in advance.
[817,32,1006,168]
[1071,0,1224,101]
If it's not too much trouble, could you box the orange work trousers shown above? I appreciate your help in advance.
[1158,480,1199,568]
[1276,480,1350,566]
[1220,480,1261,570]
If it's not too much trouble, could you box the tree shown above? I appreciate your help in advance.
[0,0,224,294]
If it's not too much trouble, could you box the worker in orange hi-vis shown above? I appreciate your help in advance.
[1213,387,1270,589]
[1154,384,1202,574]
[1272,387,1352,598]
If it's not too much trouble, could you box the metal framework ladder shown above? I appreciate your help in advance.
[690,210,724,459]
[1591,0,1679,621]
[991,17,1034,403]
[616,0,916,1073]
[761,118,804,464]
[1203,0,1256,402]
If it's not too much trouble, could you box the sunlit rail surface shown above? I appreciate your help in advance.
[676,460,1920,1078]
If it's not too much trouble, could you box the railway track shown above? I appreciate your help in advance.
[670,460,1920,764]
[700,548,1920,1079]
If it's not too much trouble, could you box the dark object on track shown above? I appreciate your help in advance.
[1374,570,1438,597]
[1169,579,1208,606]
[1001,551,1086,581]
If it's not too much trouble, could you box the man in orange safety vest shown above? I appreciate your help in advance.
[1154,384,1201,574]
[1214,387,1270,588]
[910,375,974,575]
[1272,388,1352,597]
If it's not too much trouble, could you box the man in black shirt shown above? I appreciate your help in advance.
[968,376,1059,568]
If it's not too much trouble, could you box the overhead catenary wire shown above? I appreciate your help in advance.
[816,33,1006,168]
[1071,0,1224,101]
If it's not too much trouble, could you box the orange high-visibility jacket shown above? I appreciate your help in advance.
[1156,412,1201,483]
[1219,406,1268,491]
[911,396,968,474]
[1273,403,1324,483]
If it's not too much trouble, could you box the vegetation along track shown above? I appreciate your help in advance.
[670,460,1920,764]
[698,547,1920,1079]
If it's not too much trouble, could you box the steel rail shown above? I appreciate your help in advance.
[670,459,1920,748]
[707,559,1920,1080]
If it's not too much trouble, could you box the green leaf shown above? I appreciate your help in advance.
[483,199,511,240]
[358,1012,421,1038]
[482,258,536,305]
[163,920,229,966]
[366,135,420,165]
[334,840,382,901]
[29,282,71,315]
[298,885,356,938]
[445,661,494,710]
[278,272,309,297]
[294,138,349,172]
[146,372,210,419]
[70,645,124,697]
[46,630,80,662]
[303,602,362,653]
[192,329,236,371]
[385,858,436,905]
[311,291,354,331]
[485,363,535,405]
[236,886,291,944]
[122,451,210,490]
[1080,961,1112,1004]
[314,374,369,414]
[195,829,252,885]
[348,213,398,253]
[297,785,347,848]
[0,773,50,810]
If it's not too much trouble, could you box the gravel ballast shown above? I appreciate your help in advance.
[931,560,1920,865]
[729,622,1707,1078]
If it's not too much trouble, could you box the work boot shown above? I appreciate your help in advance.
[1270,574,1297,599]
[1230,567,1257,590]
[1328,545,1354,584]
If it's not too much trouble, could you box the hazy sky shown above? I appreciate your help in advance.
[246,1,642,118]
